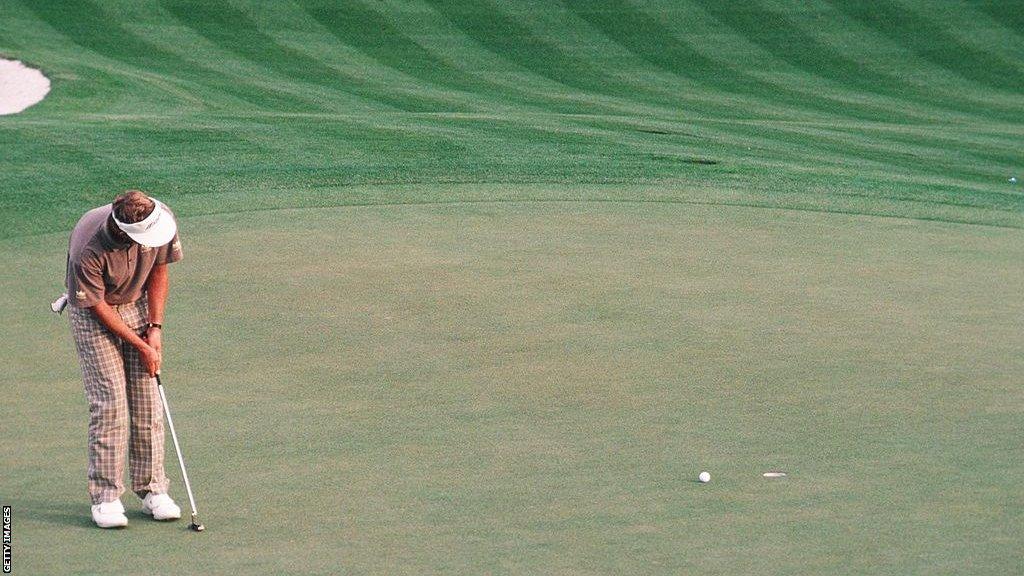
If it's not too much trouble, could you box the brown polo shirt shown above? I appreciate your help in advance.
[65,204,183,308]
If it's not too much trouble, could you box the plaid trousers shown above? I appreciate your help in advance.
[69,298,169,505]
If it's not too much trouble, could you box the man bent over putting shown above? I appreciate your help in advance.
[65,190,184,528]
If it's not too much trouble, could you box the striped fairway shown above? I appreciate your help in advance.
[1,2,1022,575]
[0,1,1021,236]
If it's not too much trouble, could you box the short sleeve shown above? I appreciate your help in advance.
[68,252,105,308]
[156,233,183,265]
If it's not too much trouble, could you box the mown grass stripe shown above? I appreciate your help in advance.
[297,0,544,111]
[777,0,1024,111]
[563,0,927,124]
[19,0,332,113]
[692,0,1021,122]
[372,0,660,117]
[825,0,1024,93]
[975,0,1024,37]
[238,1,511,114]
[159,0,466,113]
[423,0,759,119]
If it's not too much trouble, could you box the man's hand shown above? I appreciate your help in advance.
[91,301,163,376]
[139,342,162,377]
[145,326,163,354]
[143,327,163,376]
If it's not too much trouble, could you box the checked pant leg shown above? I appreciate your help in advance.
[69,305,129,506]
[120,299,170,498]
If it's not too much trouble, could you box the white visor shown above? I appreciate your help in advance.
[112,198,177,247]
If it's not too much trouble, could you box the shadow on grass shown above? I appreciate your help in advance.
[15,498,96,530]
[16,498,177,530]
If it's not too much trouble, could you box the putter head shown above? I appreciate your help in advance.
[189,514,205,532]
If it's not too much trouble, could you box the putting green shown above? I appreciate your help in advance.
[2,0,1023,573]
[2,201,1021,574]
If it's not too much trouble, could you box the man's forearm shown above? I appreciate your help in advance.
[90,301,149,351]
[146,263,169,324]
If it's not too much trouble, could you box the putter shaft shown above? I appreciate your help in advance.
[156,375,204,531]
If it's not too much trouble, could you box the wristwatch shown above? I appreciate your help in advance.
[146,322,163,330]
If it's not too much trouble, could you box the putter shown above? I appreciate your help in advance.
[156,373,206,532]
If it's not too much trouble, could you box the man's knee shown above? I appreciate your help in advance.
[88,393,127,431]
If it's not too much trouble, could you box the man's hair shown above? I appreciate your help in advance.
[112,190,155,224]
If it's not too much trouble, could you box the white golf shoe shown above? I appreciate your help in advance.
[142,493,182,521]
[91,499,128,528]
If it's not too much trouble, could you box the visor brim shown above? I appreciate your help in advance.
[117,201,178,247]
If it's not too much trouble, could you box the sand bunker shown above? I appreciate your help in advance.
[0,59,50,115]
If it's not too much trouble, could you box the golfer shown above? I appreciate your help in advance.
[65,190,184,528]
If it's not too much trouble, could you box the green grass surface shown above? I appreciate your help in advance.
[1,1,1022,574]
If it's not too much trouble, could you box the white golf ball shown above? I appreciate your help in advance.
[1011,177,1018,183]
[698,471,711,483]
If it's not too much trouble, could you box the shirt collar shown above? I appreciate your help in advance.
[99,210,132,250]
